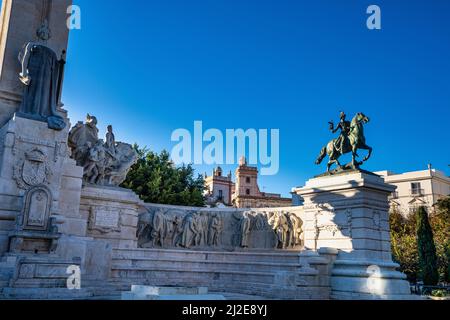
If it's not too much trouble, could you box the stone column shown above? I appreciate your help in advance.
[294,171,413,299]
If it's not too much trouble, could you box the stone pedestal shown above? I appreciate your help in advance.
[0,115,74,255]
[294,171,413,299]
[80,185,142,250]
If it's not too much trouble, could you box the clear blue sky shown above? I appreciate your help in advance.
[60,0,449,196]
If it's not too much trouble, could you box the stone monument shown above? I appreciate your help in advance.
[0,1,113,296]
[293,112,413,299]
[0,0,74,255]
[0,2,418,300]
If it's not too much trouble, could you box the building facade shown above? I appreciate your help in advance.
[204,167,235,206]
[376,166,450,216]
[232,157,292,208]
[205,157,292,208]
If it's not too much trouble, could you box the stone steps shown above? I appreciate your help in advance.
[0,287,94,300]
[9,278,67,288]
[112,266,276,284]
[113,248,303,264]
[112,258,303,274]
[106,277,328,300]
[107,248,331,299]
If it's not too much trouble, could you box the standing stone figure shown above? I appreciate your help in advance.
[83,140,106,184]
[151,210,166,247]
[284,212,295,248]
[208,213,222,246]
[179,213,197,249]
[105,125,116,157]
[199,212,209,246]
[279,213,291,249]
[239,212,252,248]
[289,214,303,247]
[137,211,152,245]
[18,21,66,130]
[172,216,184,247]
[268,212,289,249]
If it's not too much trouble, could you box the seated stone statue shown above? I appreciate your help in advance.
[68,114,138,187]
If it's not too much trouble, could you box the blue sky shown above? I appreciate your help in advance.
[59,0,449,196]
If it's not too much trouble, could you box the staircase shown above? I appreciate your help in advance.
[107,248,332,299]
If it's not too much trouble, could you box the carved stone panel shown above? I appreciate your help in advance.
[22,185,52,231]
[13,148,52,189]
[88,207,121,234]
[137,207,304,251]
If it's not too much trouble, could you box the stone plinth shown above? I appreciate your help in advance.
[294,170,413,299]
[0,115,75,255]
[80,185,141,250]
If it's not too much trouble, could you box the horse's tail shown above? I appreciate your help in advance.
[315,146,327,165]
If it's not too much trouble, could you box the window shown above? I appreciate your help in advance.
[246,189,250,195]
[246,177,251,184]
[390,191,399,199]
[218,190,223,200]
[411,182,423,195]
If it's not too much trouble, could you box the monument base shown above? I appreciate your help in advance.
[80,185,142,250]
[294,170,414,299]
[110,247,334,300]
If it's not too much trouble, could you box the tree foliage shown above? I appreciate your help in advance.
[390,197,450,284]
[416,206,439,285]
[431,196,450,282]
[390,209,419,282]
[121,145,205,207]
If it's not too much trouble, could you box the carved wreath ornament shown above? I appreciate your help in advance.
[13,148,52,189]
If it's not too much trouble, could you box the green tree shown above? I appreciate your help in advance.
[416,206,439,285]
[431,196,450,282]
[446,245,450,283]
[121,145,205,207]
[390,209,419,282]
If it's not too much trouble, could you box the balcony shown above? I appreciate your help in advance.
[410,188,425,196]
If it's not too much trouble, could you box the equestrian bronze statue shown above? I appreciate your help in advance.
[315,112,372,173]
